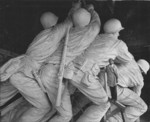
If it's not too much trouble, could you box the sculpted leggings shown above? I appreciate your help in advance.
[40,64,73,122]
[71,71,110,122]
[107,86,147,122]
[9,71,51,122]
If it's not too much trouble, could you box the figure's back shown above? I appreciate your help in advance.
[83,34,120,67]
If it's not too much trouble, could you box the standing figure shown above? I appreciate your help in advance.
[106,58,118,101]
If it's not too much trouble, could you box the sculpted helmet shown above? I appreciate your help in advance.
[137,59,150,74]
[40,12,58,29]
[72,8,91,27]
[104,18,124,33]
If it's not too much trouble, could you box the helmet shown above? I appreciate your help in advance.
[137,59,150,74]
[40,12,58,29]
[72,8,91,27]
[103,18,124,34]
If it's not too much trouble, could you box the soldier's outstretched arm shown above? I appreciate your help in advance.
[86,4,101,32]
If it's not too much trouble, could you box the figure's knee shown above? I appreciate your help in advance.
[62,110,73,121]
[126,99,148,117]
[50,111,73,122]
[49,113,72,122]
[102,102,111,110]
[57,107,73,122]
[97,101,110,111]
[19,107,50,122]
[140,101,148,114]
[96,95,109,105]
[134,98,148,114]
[62,113,73,122]
[38,101,52,111]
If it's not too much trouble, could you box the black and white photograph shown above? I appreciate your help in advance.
[0,0,150,122]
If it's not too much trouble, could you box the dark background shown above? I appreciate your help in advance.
[0,0,150,120]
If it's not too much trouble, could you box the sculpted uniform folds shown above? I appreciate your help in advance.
[40,5,100,122]
[0,10,72,122]
[0,3,149,122]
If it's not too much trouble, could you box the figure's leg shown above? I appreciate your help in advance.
[107,86,147,122]
[49,86,72,122]
[0,98,30,122]
[0,81,18,106]
[71,72,110,122]
[9,72,51,122]
[110,86,117,101]
[76,102,110,122]
[40,64,72,122]
[0,80,25,118]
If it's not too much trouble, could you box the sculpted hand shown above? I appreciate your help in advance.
[63,66,74,80]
